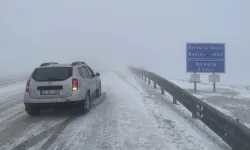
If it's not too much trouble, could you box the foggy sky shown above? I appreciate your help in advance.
[1,0,250,85]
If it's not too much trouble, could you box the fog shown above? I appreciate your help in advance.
[1,0,250,85]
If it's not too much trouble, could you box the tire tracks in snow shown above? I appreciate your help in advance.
[46,92,108,150]
[11,115,79,150]
[0,92,23,105]
[0,93,25,132]
[76,96,120,150]
[8,93,106,150]
[0,109,26,131]
[0,96,23,112]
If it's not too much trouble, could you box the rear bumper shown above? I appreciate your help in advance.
[24,89,87,104]
[24,100,85,109]
[24,97,73,103]
[24,93,86,109]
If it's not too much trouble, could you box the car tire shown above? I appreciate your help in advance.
[81,93,90,114]
[26,106,40,116]
[96,84,101,98]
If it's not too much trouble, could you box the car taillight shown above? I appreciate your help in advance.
[26,80,30,92]
[72,79,78,91]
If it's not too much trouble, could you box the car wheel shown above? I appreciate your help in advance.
[26,106,40,116]
[82,93,90,114]
[96,84,101,98]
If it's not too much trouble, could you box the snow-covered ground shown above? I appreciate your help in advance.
[169,79,250,129]
[171,79,250,99]
[118,69,230,150]
[0,74,28,88]
[0,69,230,150]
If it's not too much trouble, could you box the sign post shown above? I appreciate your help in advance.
[189,72,200,91]
[186,43,225,92]
[213,73,216,92]
[194,72,197,91]
[209,73,220,92]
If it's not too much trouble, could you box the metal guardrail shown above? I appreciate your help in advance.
[130,67,250,150]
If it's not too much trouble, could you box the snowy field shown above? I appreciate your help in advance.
[0,69,230,150]
[0,74,28,88]
[169,79,250,129]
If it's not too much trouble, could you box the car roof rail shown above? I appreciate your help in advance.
[40,62,58,67]
[71,61,86,66]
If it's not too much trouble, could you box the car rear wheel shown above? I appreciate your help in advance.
[96,84,101,98]
[26,106,40,116]
[81,93,90,114]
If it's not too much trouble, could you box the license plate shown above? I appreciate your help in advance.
[40,90,60,95]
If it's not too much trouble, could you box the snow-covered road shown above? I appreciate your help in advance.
[0,69,231,150]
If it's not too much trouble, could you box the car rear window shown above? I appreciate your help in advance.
[32,67,73,81]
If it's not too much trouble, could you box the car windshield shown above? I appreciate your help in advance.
[32,67,72,81]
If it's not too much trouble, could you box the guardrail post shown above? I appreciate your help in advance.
[192,111,198,118]
[148,79,151,85]
[196,104,204,119]
[161,88,164,95]
[154,82,156,89]
[144,77,147,82]
[173,96,177,104]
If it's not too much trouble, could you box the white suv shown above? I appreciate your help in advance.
[24,61,101,116]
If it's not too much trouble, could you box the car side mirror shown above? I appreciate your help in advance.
[95,72,100,76]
